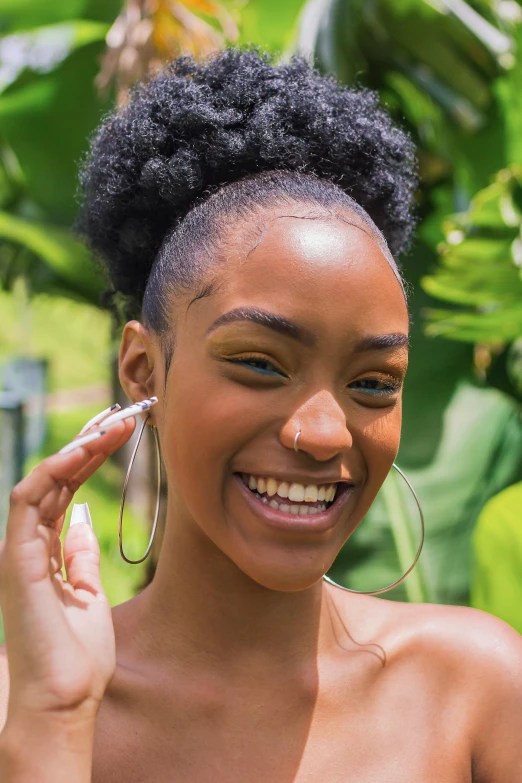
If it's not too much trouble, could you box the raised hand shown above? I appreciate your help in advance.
[0,411,137,728]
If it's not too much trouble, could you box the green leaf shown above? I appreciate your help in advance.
[0,39,112,222]
[0,209,103,302]
[424,166,522,344]
[333,380,522,604]
[0,0,88,31]
[471,481,522,634]
[239,0,305,52]
[0,0,120,31]
[0,20,109,92]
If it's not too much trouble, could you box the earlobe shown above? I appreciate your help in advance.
[119,320,157,405]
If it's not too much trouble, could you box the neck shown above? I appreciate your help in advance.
[129,503,339,674]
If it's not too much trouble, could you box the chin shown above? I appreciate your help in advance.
[234,555,331,593]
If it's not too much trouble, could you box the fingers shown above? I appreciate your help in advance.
[63,508,103,596]
[5,418,135,548]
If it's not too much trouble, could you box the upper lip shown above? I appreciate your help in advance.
[237,471,356,486]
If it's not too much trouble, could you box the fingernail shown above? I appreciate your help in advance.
[59,429,105,454]
[70,503,93,527]
[79,403,121,435]
[100,397,158,428]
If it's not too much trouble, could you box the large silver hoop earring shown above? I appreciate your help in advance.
[118,413,161,564]
[323,463,424,596]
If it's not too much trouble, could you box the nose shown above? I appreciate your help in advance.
[280,390,352,462]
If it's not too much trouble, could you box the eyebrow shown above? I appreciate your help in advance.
[206,307,409,352]
[353,333,409,352]
[206,307,317,346]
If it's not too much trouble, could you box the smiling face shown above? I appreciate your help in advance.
[124,204,410,592]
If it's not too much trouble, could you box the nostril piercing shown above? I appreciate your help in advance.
[294,431,301,452]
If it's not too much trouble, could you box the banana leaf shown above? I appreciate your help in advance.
[0,35,111,223]
[471,481,522,634]
[297,0,516,193]
[0,210,104,303]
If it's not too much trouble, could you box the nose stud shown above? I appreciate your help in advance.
[294,431,301,452]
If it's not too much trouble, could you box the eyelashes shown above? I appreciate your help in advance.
[228,357,287,377]
[227,357,402,396]
[348,377,402,396]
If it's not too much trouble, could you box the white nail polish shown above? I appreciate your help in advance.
[70,503,93,527]
[79,403,121,435]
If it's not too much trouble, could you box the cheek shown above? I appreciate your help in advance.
[350,402,402,517]
[359,403,402,464]
[159,366,274,521]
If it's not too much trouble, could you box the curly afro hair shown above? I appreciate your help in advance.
[78,48,417,326]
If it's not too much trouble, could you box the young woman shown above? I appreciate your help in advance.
[0,50,520,783]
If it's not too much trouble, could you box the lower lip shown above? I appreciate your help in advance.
[233,474,354,534]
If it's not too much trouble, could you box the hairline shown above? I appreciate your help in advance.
[151,200,406,381]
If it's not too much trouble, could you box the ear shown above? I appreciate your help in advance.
[119,321,159,408]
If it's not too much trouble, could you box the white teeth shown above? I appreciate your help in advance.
[288,483,305,502]
[304,485,318,502]
[244,474,340,515]
[278,481,289,499]
[266,478,278,497]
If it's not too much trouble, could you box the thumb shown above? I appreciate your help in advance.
[64,503,103,595]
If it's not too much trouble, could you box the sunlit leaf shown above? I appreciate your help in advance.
[471,481,522,634]
[424,166,522,345]
[0,40,112,222]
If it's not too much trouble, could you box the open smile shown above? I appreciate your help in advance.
[234,472,355,533]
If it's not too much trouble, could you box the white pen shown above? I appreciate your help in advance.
[59,398,158,455]
[99,396,158,428]
[79,403,122,434]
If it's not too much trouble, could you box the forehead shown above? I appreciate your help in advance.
[202,213,409,339]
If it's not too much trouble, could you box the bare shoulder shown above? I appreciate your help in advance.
[379,599,522,779]
[0,644,8,731]
[365,597,522,682]
[396,601,522,673]
[336,590,522,711]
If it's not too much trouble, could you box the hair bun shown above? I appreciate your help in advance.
[78,48,417,304]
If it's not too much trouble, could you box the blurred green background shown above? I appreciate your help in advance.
[1,0,522,642]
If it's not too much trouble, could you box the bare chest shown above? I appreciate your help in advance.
[91,679,472,783]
